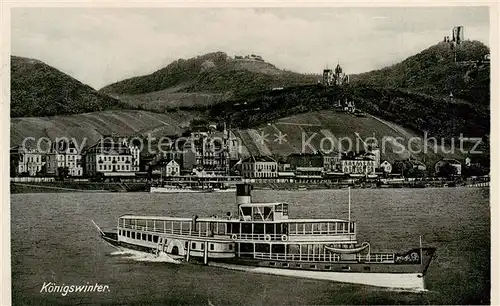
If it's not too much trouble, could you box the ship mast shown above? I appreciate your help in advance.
[419,235,423,267]
[348,187,351,222]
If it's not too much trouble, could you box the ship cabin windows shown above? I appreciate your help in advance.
[131,232,135,239]
[238,203,289,222]
[148,234,152,241]
[119,217,195,236]
[153,236,158,243]
[287,221,356,235]
[210,243,214,251]
[192,242,196,249]
[226,222,290,238]
[310,265,317,269]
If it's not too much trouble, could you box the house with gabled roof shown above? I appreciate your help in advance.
[241,155,277,179]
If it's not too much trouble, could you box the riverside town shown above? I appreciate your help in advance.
[10,118,489,192]
[11,60,489,192]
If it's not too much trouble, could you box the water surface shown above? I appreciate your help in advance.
[11,188,490,305]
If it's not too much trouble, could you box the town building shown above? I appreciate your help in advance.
[44,152,58,176]
[51,139,83,176]
[379,160,393,173]
[408,159,427,171]
[177,126,237,176]
[379,160,392,174]
[295,167,324,182]
[288,151,342,173]
[241,155,278,179]
[277,161,295,182]
[129,143,140,172]
[340,154,376,176]
[322,151,342,172]
[361,148,381,168]
[82,137,135,178]
[10,146,45,176]
[158,159,180,177]
[287,152,324,169]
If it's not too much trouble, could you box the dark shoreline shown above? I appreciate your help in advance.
[10,180,489,194]
[10,182,148,194]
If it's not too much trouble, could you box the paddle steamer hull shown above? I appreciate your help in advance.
[209,262,424,291]
[96,183,436,291]
[100,231,434,291]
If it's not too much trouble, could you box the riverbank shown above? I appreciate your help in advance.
[10,179,489,194]
[251,180,489,190]
[10,182,148,194]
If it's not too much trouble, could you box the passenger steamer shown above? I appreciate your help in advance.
[96,184,436,291]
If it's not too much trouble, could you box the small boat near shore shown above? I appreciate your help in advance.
[150,185,212,193]
[95,184,436,291]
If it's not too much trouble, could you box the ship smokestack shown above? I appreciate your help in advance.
[236,184,252,205]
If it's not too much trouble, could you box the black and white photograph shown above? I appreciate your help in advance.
[2,2,496,305]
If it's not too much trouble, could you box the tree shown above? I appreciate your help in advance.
[57,167,69,180]
[392,160,409,176]
[437,162,458,178]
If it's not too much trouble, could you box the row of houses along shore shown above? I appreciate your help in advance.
[10,127,483,183]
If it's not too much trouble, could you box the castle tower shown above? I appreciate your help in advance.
[322,66,334,86]
[334,63,349,86]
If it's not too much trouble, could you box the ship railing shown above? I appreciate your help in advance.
[120,224,214,237]
[288,230,354,235]
[357,253,395,263]
[232,233,282,241]
[253,252,341,262]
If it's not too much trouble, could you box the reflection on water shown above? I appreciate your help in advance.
[11,188,490,305]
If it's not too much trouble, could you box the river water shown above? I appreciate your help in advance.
[11,187,490,305]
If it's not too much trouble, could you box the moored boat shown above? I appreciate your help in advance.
[95,184,436,291]
[150,185,213,193]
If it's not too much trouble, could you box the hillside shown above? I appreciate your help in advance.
[10,110,201,149]
[10,42,490,166]
[234,110,465,164]
[350,40,490,109]
[11,56,127,117]
[116,90,229,113]
[100,52,318,110]
[10,108,464,166]
[208,83,488,139]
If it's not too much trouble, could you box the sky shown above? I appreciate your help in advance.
[11,7,490,90]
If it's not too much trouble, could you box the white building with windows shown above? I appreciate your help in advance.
[340,156,376,176]
[52,140,83,176]
[10,146,45,176]
[123,139,140,172]
[379,160,392,173]
[159,159,180,177]
[83,137,135,178]
[241,155,278,179]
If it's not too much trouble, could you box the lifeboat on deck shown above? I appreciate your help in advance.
[325,242,370,254]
